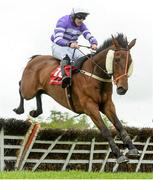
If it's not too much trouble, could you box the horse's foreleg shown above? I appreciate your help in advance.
[102,101,140,156]
[84,101,128,163]
[13,82,24,114]
[29,91,43,117]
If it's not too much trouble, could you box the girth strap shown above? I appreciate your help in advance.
[65,85,76,112]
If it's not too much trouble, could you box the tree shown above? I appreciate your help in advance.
[29,110,91,129]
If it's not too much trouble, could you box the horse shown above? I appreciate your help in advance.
[13,33,140,163]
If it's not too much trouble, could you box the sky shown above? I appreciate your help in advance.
[0,0,152,128]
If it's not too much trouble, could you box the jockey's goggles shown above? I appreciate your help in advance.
[75,13,87,20]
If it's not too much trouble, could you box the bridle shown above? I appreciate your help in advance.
[77,46,131,84]
[90,48,130,84]
[113,49,130,84]
[78,47,112,82]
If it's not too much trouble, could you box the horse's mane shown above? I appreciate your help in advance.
[95,33,128,55]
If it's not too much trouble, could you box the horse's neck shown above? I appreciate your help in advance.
[94,49,108,65]
[90,49,109,78]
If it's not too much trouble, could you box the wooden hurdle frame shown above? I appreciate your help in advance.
[0,124,153,172]
[15,122,40,170]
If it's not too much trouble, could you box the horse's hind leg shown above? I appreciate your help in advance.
[29,91,43,118]
[13,81,24,114]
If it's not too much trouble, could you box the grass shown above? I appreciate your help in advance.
[0,171,153,179]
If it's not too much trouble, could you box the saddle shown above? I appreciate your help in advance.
[49,54,91,85]
[72,54,91,68]
[48,65,78,85]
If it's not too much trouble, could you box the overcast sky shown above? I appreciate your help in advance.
[0,0,152,127]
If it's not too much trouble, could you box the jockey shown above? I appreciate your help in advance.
[51,7,98,88]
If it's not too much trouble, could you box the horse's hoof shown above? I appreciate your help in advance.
[13,108,24,114]
[127,149,140,157]
[30,110,38,117]
[29,110,42,117]
[117,155,129,164]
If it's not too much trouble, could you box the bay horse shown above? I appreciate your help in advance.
[13,33,139,163]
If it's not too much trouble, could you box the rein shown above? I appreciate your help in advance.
[78,47,112,83]
[78,46,130,84]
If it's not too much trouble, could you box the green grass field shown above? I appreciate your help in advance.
[0,171,153,179]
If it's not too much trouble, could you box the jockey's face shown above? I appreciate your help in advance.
[74,18,85,26]
[74,13,87,26]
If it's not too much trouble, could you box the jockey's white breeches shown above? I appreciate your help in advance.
[51,43,84,61]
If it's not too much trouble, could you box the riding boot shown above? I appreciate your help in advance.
[61,55,71,88]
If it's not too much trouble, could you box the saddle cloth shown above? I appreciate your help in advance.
[49,65,78,85]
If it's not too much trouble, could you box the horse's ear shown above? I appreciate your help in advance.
[111,35,120,49]
[128,39,136,49]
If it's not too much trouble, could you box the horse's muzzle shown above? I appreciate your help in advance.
[117,87,127,95]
